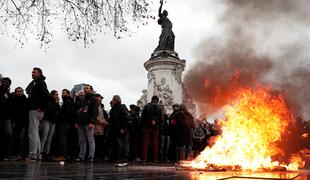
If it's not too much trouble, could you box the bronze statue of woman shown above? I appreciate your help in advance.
[154,0,175,52]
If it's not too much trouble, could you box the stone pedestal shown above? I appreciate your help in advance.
[143,50,186,114]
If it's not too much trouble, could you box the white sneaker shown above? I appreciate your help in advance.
[115,162,128,167]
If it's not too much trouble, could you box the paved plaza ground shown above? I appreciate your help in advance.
[1,161,310,179]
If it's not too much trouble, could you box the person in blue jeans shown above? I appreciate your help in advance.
[40,90,60,160]
[76,84,98,162]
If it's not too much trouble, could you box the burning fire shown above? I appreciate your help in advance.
[183,86,304,171]
[301,133,309,139]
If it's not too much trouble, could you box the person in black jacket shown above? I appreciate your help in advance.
[108,95,129,166]
[158,104,170,162]
[128,104,141,162]
[76,84,98,162]
[140,95,163,162]
[0,77,13,160]
[54,89,74,161]
[26,68,49,161]
[68,91,85,161]
[168,103,179,162]
[169,104,192,161]
[40,90,60,160]
[10,87,29,158]
[179,104,194,160]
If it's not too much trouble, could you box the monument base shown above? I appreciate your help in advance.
[142,53,185,114]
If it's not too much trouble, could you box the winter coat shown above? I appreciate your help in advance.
[127,111,141,137]
[183,110,194,129]
[59,96,74,125]
[108,103,129,136]
[25,75,49,111]
[44,96,60,123]
[141,102,163,129]
[95,104,108,136]
[76,94,98,126]
[0,86,12,122]
[9,94,29,127]
[170,110,192,146]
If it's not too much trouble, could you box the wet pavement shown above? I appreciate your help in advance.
[0,161,310,179]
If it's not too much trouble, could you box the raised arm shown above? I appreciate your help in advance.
[158,0,163,17]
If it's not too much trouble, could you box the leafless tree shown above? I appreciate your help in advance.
[0,0,154,48]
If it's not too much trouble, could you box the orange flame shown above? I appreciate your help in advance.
[301,133,309,139]
[184,86,304,171]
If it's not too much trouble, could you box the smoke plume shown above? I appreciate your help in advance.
[184,0,310,120]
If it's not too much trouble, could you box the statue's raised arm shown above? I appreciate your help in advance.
[154,0,175,52]
[159,0,163,17]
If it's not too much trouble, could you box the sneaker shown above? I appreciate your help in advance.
[25,157,37,162]
[89,158,94,162]
[115,162,128,167]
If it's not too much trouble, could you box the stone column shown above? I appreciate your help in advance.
[144,50,186,114]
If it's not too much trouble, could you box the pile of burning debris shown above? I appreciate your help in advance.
[176,85,309,172]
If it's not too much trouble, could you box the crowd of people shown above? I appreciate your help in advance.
[0,67,223,166]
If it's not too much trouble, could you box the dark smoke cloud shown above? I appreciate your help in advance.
[185,37,274,114]
[184,0,310,120]
[225,0,310,25]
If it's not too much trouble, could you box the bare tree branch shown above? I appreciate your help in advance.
[0,0,155,48]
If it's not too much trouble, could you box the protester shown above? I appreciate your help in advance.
[10,87,29,159]
[168,103,179,162]
[180,104,194,160]
[0,77,13,160]
[76,84,98,162]
[192,121,205,156]
[54,89,74,161]
[127,104,141,162]
[94,94,109,161]
[26,68,50,161]
[169,103,193,161]
[108,95,130,166]
[140,95,163,162]
[68,91,85,161]
[40,90,60,160]
[158,103,170,162]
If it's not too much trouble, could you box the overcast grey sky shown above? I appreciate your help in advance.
[2,0,309,117]
[0,0,221,108]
